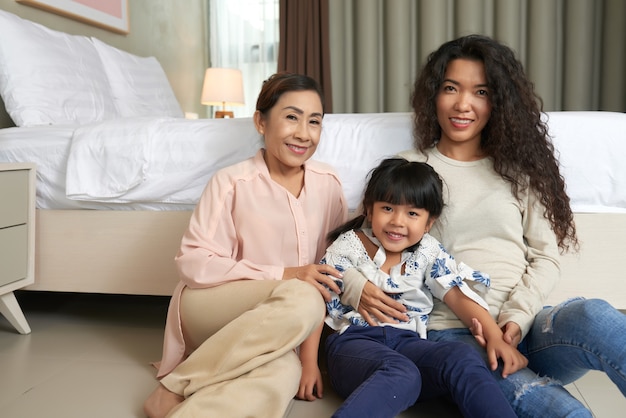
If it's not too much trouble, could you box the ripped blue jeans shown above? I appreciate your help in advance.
[428,298,626,418]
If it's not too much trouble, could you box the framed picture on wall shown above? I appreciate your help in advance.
[16,0,129,34]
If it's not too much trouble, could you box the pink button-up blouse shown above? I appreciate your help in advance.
[157,150,347,377]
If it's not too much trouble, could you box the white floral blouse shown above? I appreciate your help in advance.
[321,228,490,338]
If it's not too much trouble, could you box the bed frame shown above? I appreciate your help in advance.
[2,10,625,312]
[29,209,191,296]
[549,213,626,309]
[25,209,626,310]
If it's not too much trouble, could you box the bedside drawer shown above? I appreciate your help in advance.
[0,170,29,228]
[0,224,28,287]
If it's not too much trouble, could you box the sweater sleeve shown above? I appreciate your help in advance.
[339,267,369,309]
[497,191,561,338]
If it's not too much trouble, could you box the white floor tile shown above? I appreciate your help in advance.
[572,371,626,418]
[0,360,155,418]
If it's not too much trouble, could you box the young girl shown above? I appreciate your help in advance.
[317,157,524,418]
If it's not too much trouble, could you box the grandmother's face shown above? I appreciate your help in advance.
[255,90,323,175]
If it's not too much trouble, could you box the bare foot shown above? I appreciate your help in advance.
[143,383,184,418]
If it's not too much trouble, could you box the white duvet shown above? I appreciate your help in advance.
[3,111,624,213]
[65,113,418,211]
[66,116,261,204]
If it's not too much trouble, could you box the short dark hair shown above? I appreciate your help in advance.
[362,158,443,218]
[327,158,444,244]
[256,72,325,116]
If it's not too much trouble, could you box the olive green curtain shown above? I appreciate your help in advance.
[328,0,626,113]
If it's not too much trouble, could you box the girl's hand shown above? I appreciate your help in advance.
[357,281,409,325]
[485,335,528,378]
[283,264,343,302]
[472,318,528,377]
[296,363,323,401]
[470,317,487,347]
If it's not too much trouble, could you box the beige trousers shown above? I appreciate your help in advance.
[161,279,325,418]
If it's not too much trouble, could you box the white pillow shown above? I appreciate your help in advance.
[0,10,118,126]
[91,38,184,118]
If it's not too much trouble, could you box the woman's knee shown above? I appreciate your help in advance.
[273,350,303,393]
[271,280,326,335]
[280,279,326,318]
[540,298,621,334]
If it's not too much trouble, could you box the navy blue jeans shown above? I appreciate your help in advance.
[325,326,516,418]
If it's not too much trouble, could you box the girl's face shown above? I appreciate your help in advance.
[436,58,492,153]
[368,202,435,256]
[254,90,323,175]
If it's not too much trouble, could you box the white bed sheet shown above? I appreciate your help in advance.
[64,114,415,212]
[545,111,626,213]
[0,125,194,210]
[63,112,626,213]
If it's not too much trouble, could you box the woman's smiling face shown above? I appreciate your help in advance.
[255,90,323,174]
[436,58,492,150]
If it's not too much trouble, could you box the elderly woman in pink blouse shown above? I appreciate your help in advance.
[143,72,347,418]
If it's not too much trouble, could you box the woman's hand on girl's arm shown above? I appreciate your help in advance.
[283,264,343,302]
[297,323,324,401]
[501,321,522,347]
[358,281,409,325]
[337,268,408,324]
[472,319,522,348]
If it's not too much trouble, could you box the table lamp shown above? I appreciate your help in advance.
[201,68,245,118]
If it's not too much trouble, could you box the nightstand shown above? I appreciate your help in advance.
[0,163,36,334]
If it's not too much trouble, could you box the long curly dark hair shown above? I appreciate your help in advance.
[411,34,578,253]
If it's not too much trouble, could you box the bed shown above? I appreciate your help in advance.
[1,11,626,308]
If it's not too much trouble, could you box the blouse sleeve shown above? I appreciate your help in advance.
[175,172,283,289]
[320,233,363,326]
[497,191,561,338]
[421,235,490,311]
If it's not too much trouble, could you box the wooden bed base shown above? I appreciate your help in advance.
[28,209,191,296]
[24,210,626,310]
[548,212,626,309]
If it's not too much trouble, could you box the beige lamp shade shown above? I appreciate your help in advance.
[201,68,244,117]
